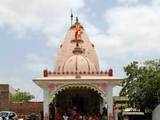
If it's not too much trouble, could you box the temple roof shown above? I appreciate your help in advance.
[55,18,99,72]
[60,55,97,73]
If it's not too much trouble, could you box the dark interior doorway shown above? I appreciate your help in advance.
[49,86,103,119]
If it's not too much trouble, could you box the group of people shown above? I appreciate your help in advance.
[55,107,108,120]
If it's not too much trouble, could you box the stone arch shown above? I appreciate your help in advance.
[48,83,111,120]
[54,83,106,99]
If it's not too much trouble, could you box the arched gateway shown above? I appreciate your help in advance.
[33,17,121,120]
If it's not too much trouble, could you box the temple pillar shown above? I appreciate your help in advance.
[107,86,114,120]
[101,82,114,120]
[43,89,49,120]
[43,85,57,120]
[100,99,106,114]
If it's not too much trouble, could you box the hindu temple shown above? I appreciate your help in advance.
[33,16,121,120]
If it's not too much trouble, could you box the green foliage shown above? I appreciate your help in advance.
[120,59,160,113]
[10,89,35,102]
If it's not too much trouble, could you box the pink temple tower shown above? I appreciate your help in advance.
[33,16,121,120]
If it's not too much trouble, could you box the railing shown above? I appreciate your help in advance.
[43,69,113,77]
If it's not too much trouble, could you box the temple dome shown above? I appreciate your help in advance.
[60,55,97,73]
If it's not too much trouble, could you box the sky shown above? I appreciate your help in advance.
[0,0,160,101]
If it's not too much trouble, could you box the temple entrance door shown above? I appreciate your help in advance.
[49,86,103,119]
[71,95,85,113]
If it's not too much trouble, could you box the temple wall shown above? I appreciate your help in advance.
[152,104,160,120]
[10,102,43,120]
[42,82,115,120]
[0,84,9,110]
[43,89,50,120]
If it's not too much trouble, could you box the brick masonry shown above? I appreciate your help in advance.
[0,84,9,110]
[0,84,43,119]
[10,102,43,119]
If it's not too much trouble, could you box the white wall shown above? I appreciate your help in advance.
[152,104,160,120]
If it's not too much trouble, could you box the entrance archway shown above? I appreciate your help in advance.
[49,86,105,120]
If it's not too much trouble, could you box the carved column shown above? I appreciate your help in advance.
[107,86,114,120]
[43,89,49,120]
[43,82,57,120]
[100,99,106,114]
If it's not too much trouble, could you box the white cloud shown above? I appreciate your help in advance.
[25,53,52,74]
[95,5,160,57]
[152,0,160,6]
[0,0,85,45]
[117,0,140,4]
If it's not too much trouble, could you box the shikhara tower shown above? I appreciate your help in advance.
[33,17,121,120]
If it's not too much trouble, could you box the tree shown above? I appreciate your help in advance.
[120,59,160,114]
[10,89,35,102]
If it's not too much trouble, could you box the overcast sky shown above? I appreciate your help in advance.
[0,0,160,101]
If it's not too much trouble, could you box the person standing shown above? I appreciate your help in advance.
[101,107,108,120]
[55,111,62,120]
[63,113,69,120]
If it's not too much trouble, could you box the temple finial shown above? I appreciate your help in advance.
[70,10,73,26]
[76,17,79,23]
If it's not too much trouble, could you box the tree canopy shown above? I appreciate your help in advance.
[10,89,35,102]
[120,59,160,113]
